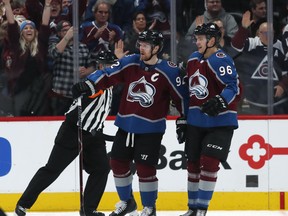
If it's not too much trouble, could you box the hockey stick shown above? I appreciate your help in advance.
[71,0,84,214]
[77,97,85,216]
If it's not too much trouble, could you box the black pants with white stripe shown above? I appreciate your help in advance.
[17,121,110,214]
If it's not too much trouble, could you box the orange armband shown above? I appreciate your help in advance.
[88,90,104,98]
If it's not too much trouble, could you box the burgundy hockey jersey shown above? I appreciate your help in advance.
[186,50,242,128]
[87,54,188,133]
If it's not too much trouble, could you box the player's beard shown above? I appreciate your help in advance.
[140,52,152,61]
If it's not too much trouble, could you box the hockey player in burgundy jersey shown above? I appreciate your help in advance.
[72,30,188,216]
[179,23,242,216]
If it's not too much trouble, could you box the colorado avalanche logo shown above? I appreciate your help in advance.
[168,61,177,67]
[147,11,167,23]
[216,52,226,58]
[127,77,156,107]
[189,70,209,99]
[251,56,279,81]
[98,37,110,51]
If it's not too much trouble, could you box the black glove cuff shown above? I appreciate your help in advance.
[85,80,96,95]
[215,95,228,109]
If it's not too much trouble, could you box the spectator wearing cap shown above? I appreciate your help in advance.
[48,20,96,115]
[79,0,124,55]
[0,0,51,116]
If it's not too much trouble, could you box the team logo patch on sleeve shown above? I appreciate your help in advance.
[168,61,177,67]
[216,52,226,58]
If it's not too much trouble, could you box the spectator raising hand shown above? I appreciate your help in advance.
[0,0,51,116]
[241,10,254,29]
[231,14,288,114]
[48,20,96,115]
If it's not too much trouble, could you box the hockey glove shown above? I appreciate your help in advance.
[72,80,96,99]
[176,116,187,144]
[201,95,228,116]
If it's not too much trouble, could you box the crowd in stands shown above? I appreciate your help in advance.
[0,0,288,116]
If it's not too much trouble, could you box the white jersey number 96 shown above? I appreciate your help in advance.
[219,65,232,76]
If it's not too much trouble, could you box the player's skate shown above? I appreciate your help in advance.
[195,209,207,216]
[109,197,138,216]
[82,210,105,216]
[91,210,105,216]
[139,206,156,216]
[179,208,196,216]
[14,205,26,216]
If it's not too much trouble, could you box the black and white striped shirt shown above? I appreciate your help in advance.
[65,88,113,132]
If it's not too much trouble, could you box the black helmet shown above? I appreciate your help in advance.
[137,30,164,52]
[194,22,221,43]
[96,50,117,64]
